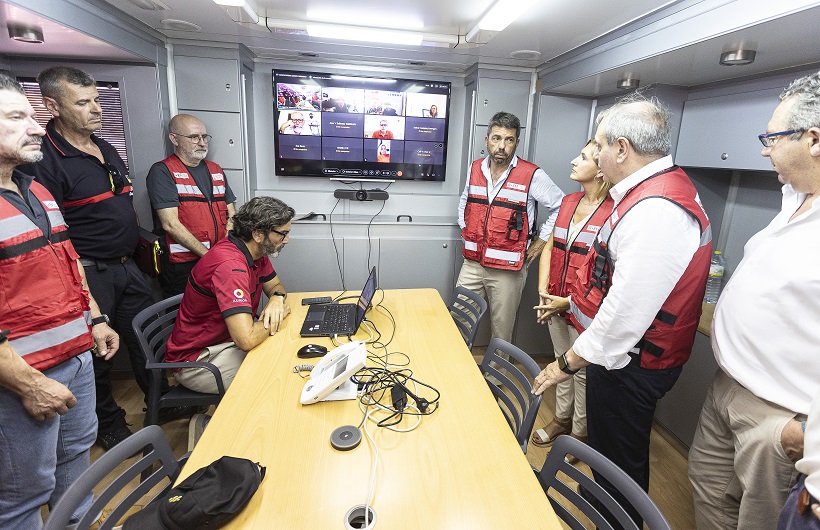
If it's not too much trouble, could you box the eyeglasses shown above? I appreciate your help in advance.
[270,228,290,239]
[758,129,803,147]
[171,132,212,143]
[105,163,127,195]
[291,119,304,124]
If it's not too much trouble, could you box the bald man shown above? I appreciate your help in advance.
[147,114,237,297]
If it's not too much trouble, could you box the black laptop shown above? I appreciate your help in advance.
[300,267,377,337]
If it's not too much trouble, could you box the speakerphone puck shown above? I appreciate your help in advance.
[331,425,362,451]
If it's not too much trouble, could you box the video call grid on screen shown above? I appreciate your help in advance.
[273,70,450,181]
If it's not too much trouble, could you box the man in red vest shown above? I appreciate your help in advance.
[0,73,118,529]
[457,111,563,345]
[532,94,711,527]
[147,114,237,297]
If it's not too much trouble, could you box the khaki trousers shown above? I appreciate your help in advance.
[456,259,527,344]
[548,316,586,437]
[174,342,247,394]
[689,369,801,530]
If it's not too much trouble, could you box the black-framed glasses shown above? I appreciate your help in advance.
[758,129,803,147]
[270,228,290,239]
[171,132,212,143]
[105,163,127,195]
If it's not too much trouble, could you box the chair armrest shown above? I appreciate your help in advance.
[146,361,226,395]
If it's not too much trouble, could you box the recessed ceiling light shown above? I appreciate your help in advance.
[8,24,44,43]
[510,50,541,61]
[160,19,202,32]
[720,49,756,66]
[617,77,640,90]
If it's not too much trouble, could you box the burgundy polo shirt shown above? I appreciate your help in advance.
[165,233,275,363]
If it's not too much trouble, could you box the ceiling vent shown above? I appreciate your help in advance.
[510,50,541,61]
[160,19,202,32]
[127,0,170,10]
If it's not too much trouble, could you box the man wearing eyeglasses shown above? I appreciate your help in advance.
[21,66,199,452]
[147,114,237,297]
[689,70,820,530]
[371,120,394,140]
[278,111,312,135]
[164,196,293,395]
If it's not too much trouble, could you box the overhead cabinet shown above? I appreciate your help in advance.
[675,88,781,171]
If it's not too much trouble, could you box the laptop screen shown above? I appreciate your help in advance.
[355,267,377,326]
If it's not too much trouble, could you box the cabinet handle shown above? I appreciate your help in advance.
[226,83,232,91]
[442,243,448,249]
[397,215,413,223]
[721,153,729,160]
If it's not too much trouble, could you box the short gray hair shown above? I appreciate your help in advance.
[487,111,521,139]
[780,70,820,131]
[231,196,295,241]
[0,74,24,95]
[37,66,95,100]
[596,93,671,157]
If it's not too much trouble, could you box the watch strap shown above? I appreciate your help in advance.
[91,315,109,326]
[558,352,580,375]
[272,291,286,298]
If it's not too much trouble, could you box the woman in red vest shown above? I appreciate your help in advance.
[530,140,612,457]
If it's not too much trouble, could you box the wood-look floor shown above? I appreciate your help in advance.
[76,354,695,529]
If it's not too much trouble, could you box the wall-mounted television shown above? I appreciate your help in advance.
[273,69,451,182]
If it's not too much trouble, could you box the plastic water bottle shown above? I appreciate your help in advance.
[703,251,725,303]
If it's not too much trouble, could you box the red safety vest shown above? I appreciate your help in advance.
[0,180,93,371]
[161,155,229,263]
[570,166,712,369]
[548,192,614,332]
[461,158,538,271]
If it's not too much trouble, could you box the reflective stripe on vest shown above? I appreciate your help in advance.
[11,314,90,357]
[169,241,211,254]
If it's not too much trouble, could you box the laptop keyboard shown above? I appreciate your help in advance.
[320,304,351,332]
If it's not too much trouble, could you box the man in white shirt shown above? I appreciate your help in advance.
[689,70,820,530]
[457,111,563,344]
[532,95,712,526]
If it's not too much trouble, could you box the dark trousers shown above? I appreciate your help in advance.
[158,254,196,298]
[586,358,682,527]
[82,258,161,434]
[779,474,820,530]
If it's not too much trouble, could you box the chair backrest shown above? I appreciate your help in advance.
[449,286,488,350]
[132,293,184,366]
[480,338,543,453]
[536,434,672,530]
[43,425,182,530]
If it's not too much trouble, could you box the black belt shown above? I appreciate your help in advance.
[80,255,130,267]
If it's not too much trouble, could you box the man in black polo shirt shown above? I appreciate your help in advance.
[20,66,197,450]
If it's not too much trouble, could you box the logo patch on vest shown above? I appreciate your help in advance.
[173,172,189,179]
[506,182,526,191]
[586,224,601,232]
[212,173,224,181]
[43,200,58,210]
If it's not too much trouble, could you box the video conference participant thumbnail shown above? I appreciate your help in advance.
[403,141,444,165]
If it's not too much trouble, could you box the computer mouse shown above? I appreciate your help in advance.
[297,344,328,358]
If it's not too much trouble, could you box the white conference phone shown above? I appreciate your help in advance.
[300,341,367,405]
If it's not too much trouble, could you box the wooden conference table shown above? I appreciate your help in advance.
[179,288,561,529]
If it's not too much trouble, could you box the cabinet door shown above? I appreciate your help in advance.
[174,56,240,112]
[223,169,246,207]
[192,111,244,170]
[475,78,530,125]
[676,88,781,170]
[270,237,345,293]
[379,238,461,300]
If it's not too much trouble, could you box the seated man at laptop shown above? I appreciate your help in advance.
[165,196,295,393]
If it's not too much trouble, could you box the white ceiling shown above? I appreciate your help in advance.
[2,0,819,96]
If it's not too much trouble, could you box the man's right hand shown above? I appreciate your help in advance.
[21,375,77,421]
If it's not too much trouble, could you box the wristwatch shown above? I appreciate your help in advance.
[0,329,9,344]
[272,291,286,299]
[557,352,580,375]
[91,314,110,327]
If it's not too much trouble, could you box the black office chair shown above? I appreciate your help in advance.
[132,294,225,427]
[536,434,672,530]
[43,425,184,530]
[480,338,543,454]
[449,286,488,350]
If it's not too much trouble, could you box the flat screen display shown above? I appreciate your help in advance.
[273,70,451,181]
